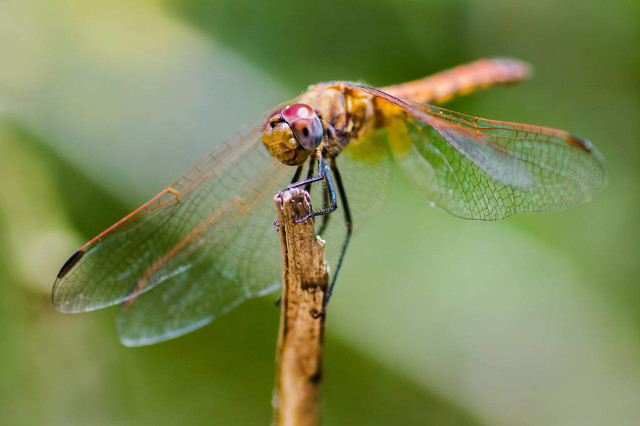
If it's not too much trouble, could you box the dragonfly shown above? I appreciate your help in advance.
[52,58,606,346]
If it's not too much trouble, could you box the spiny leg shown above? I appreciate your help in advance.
[289,165,303,185]
[288,154,337,223]
[285,152,331,234]
[304,152,316,193]
[316,185,331,237]
[288,152,323,192]
[314,158,352,317]
[302,152,333,232]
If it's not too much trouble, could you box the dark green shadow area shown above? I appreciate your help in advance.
[323,331,480,426]
[166,0,469,89]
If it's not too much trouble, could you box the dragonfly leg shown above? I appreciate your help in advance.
[286,153,324,191]
[313,158,352,318]
[289,165,303,185]
[316,186,331,237]
[304,153,316,193]
[289,155,337,223]
[306,152,330,235]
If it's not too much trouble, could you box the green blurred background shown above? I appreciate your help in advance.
[1,0,638,424]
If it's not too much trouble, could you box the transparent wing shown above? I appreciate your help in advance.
[53,101,298,345]
[311,126,394,275]
[338,128,395,228]
[358,86,606,220]
[120,131,395,346]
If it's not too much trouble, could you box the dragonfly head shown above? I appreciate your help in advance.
[262,103,323,166]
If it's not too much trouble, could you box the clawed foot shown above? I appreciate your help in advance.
[310,305,326,319]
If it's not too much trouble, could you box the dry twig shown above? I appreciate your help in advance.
[272,188,328,426]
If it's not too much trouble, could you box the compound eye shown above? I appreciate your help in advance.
[281,104,323,150]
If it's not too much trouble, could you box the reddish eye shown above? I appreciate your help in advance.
[281,104,323,150]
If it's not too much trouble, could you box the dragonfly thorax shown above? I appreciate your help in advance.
[300,83,378,159]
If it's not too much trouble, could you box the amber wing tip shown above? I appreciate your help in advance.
[56,249,85,280]
[565,134,594,153]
